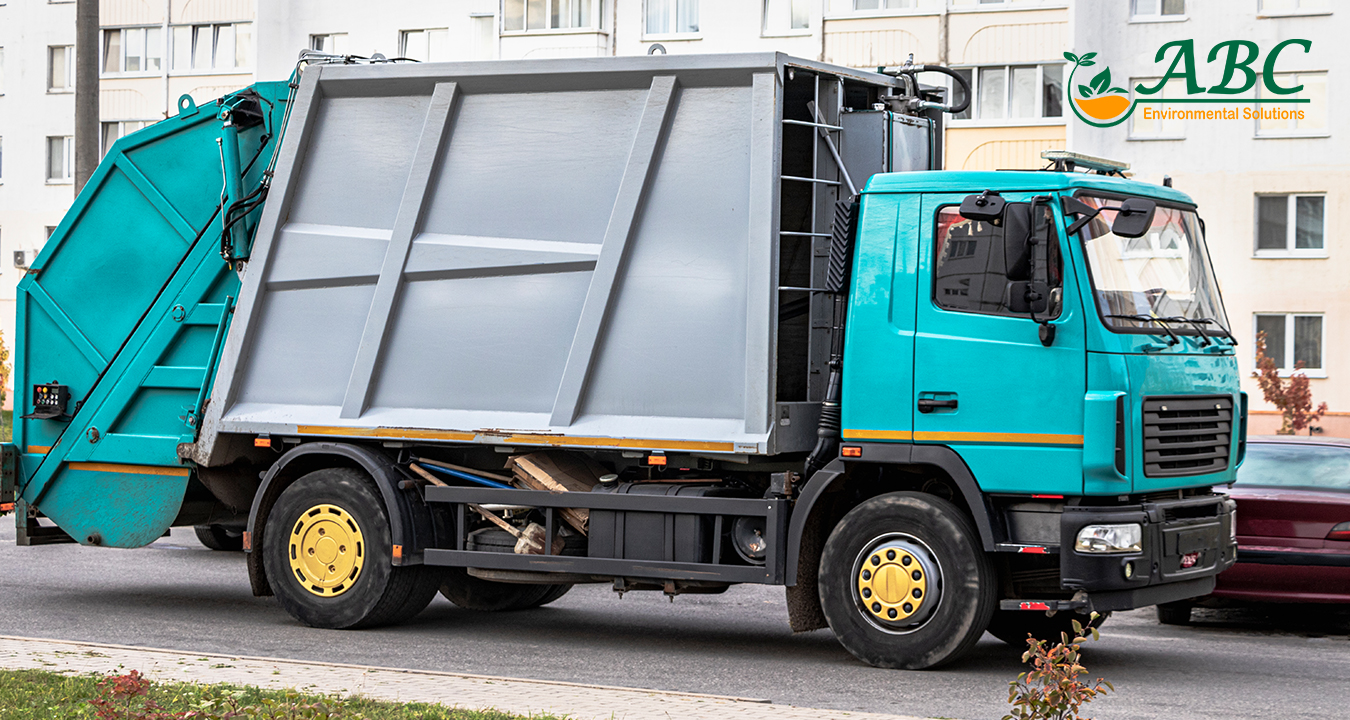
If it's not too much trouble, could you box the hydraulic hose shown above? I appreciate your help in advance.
[885,62,971,115]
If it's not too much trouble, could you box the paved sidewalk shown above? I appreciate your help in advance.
[0,635,938,720]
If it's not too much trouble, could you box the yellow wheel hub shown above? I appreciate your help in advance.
[288,504,364,597]
[857,546,929,623]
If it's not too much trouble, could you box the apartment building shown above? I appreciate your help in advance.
[1072,0,1346,435]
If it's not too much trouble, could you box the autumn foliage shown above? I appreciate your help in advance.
[1004,614,1113,720]
[1253,331,1327,435]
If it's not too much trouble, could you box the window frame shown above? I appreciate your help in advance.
[46,135,73,184]
[643,0,700,40]
[1254,71,1328,139]
[762,0,811,37]
[1257,0,1332,18]
[1128,76,1189,141]
[1253,312,1326,377]
[309,33,349,55]
[1129,0,1187,22]
[949,62,1064,126]
[398,28,449,62]
[931,201,1066,321]
[169,22,252,74]
[1254,193,1326,258]
[0,46,6,96]
[47,45,74,93]
[101,26,164,77]
[100,120,154,159]
[502,0,606,35]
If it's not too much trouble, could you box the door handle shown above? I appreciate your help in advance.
[918,398,958,413]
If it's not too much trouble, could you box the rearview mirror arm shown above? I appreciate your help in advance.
[1025,195,1056,347]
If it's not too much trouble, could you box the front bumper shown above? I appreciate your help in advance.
[1060,493,1236,601]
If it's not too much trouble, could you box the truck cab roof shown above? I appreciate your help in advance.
[863,170,1197,207]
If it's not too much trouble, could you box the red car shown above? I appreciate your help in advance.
[1158,436,1350,624]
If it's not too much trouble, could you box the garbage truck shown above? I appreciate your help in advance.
[0,52,1241,670]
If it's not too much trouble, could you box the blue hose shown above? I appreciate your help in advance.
[415,462,514,489]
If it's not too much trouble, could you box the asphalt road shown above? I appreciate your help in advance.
[2,524,1348,720]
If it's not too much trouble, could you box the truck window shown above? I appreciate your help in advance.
[933,204,1062,319]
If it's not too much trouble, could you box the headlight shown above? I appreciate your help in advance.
[1075,523,1142,554]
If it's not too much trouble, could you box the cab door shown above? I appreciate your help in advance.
[912,192,1087,495]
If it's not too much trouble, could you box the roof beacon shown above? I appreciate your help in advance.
[1041,150,1130,176]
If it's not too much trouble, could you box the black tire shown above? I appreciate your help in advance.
[195,524,244,551]
[439,569,563,611]
[986,610,1109,646]
[437,527,576,611]
[1156,600,1193,626]
[262,467,438,629]
[819,492,996,670]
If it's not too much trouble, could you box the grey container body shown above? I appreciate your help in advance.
[199,53,918,459]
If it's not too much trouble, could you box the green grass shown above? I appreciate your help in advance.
[0,668,561,720]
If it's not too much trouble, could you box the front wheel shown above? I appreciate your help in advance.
[195,524,244,551]
[262,468,441,629]
[819,492,995,670]
[1156,600,1193,626]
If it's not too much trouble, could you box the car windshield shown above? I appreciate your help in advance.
[1235,443,1350,490]
[1076,195,1229,334]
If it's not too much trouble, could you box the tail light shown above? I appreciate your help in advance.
[1329,522,1350,541]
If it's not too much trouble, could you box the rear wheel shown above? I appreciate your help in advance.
[986,610,1109,646]
[1156,600,1193,626]
[263,467,440,629]
[195,524,244,551]
[439,528,576,611]
[819,492,996,670]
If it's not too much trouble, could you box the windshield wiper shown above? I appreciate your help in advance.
[1107,314,1181,346]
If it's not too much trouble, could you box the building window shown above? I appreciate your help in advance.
[0,47,6,95]
[646,0,699,36]
[470,14,496,60]
[171,23,252,72]
[503,0,600,32]
[1256,194,1325,256]
[399,29,449,62]
[764,0,809,34]
[1129,77,1187,139]
[46,136,73,182]
[1259,0,1331,15]
[100,121,150,158]
[951,64,1062,122]
[310,33,348,55]
[1255,313,1324,375]
[103,27,162,75]
[1256,72,1327,137]
[852,0,916,9]
[1131,0,1185,18]
[48,45,73,91]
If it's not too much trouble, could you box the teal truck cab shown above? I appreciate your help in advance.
[0,56,1239,671]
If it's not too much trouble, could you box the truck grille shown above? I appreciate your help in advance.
[1142,395,1233,478]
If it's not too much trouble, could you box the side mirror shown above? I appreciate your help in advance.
[960,190,1005,222]
[1002,203,1034,281]
[1110,198,1157,238]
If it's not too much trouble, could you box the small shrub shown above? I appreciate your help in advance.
[1003,613,1113,720]
[89,671,177,720]
[1253,331,1327,435]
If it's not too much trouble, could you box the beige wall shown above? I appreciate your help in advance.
[945,124,1065,170]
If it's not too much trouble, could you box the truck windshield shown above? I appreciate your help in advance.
[1076,194,1229,336]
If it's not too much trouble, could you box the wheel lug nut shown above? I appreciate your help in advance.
[912,588,922,599]
[328,565,336,572]
[872,602,882,613]
[862,588,872,598]
[307,548,314,555]
[902,556,912,566]
[903,602,913,613]
[871,556,880,566]
[888,608,897,619]
[339,545,346,553]
[886,550,896,560]
[318,528,325,536]
[912,570,922,581]
[862,570,871,580]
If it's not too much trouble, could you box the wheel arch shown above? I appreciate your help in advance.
[244,442,429,597]
[787,443,997,585]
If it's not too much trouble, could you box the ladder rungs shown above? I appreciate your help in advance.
[782,175,841,186]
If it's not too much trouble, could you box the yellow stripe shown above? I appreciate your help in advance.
[297,425,737,453]
[913,431,1083,446]
[842,429,913,441]
[298,425,477,442]
[67,462,191,477]
[26,445,52,454]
